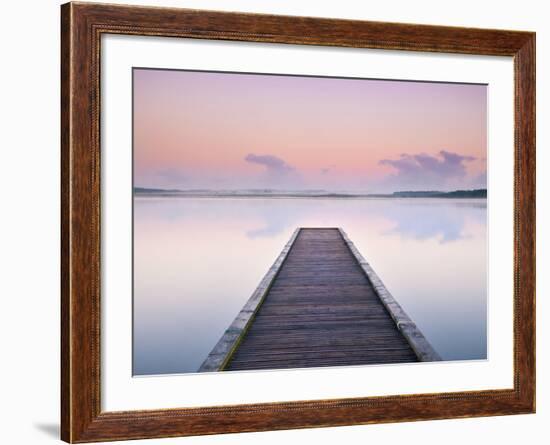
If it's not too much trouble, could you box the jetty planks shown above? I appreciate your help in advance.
[200,228,440,372]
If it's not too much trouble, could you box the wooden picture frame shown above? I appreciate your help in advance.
[61,2,535,442]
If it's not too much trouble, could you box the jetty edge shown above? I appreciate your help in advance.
[198,227,440,372]
[337,228,441,362]
[197,228,301,372]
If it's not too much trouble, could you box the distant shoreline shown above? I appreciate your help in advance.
[133,188,487,199]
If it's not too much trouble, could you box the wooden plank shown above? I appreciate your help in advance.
[197,227,440,373]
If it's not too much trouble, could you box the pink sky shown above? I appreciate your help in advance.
[133,68,486,192]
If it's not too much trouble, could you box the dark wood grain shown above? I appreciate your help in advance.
[226,229,418,371]
[61,2,535,442]
[60,4,71,440]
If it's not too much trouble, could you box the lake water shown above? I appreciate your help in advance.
[133,197,487,375]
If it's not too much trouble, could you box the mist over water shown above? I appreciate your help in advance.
[133,197,487,375]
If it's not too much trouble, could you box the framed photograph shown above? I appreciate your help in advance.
[61,2,535,442]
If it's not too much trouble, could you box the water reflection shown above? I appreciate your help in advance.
[243,198,486,243]
[133,197,487,375]
[381,200,486,243]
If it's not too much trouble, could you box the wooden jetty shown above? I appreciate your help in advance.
[199,228,440,372]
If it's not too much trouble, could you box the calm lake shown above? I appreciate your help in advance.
[133,197,487,375]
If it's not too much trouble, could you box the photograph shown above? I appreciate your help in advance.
[53,1,537,442]
[132,68,488,376]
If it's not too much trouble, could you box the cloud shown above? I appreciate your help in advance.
[155,168,187,183]
[379,150,477,190]
[244,153,302,189]
[245,153,294,174]
[472,172,487,188]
